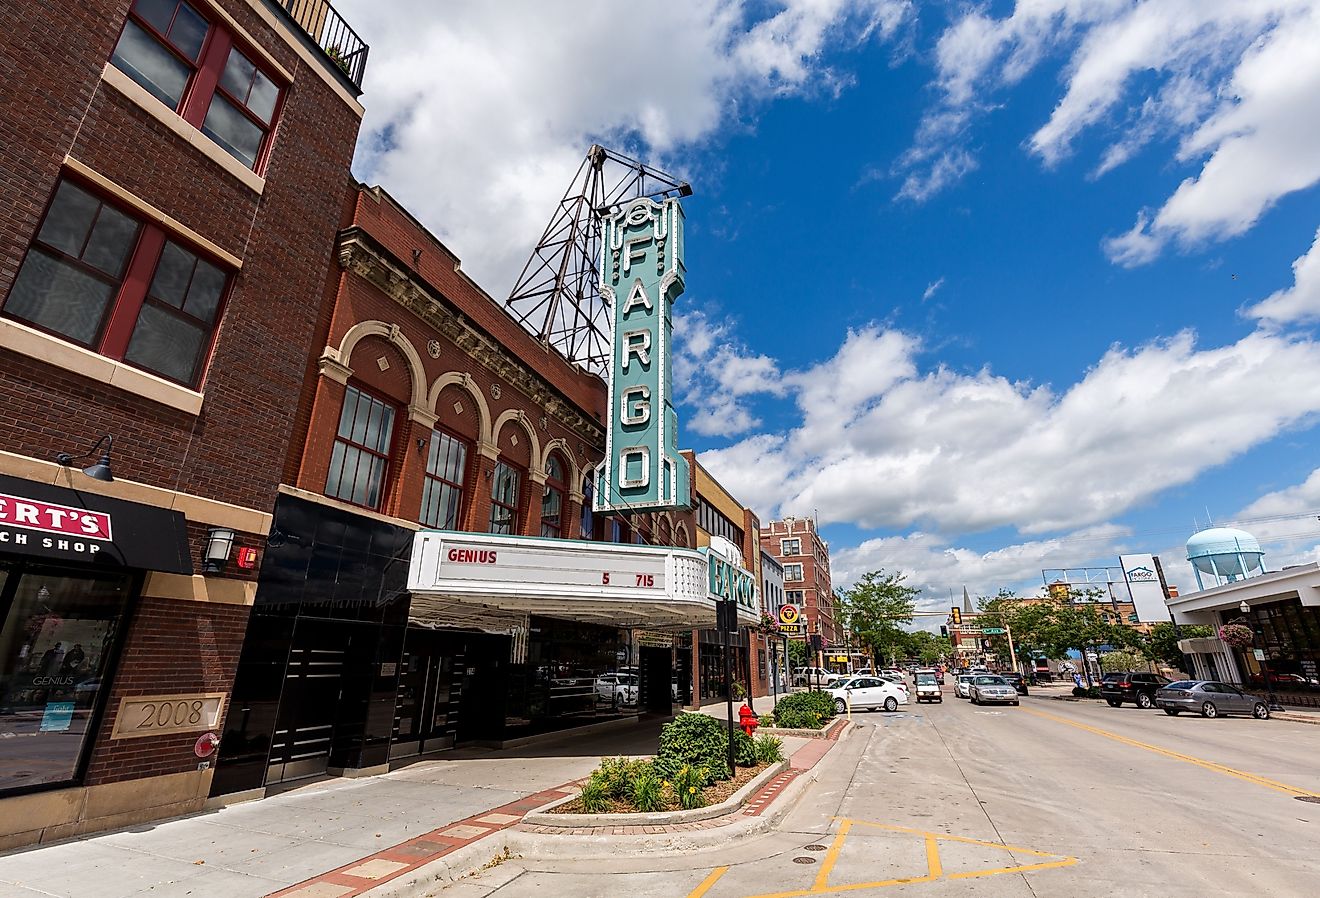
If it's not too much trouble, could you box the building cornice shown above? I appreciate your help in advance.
[337,229,604,448]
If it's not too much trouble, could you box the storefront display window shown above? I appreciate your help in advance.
[0,561,134,794]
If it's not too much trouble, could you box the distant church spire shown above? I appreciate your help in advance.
[962,586,973,613]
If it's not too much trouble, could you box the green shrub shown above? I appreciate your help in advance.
[593,757,651,798]
[656,713,730,784]
[631,771,664,812]
[732,729,757,767]
[758,712,775,728]
[754,734,784,764]
[731,681,747,700]
[1072,686,1088,697]
[672,765,707,810]
[578,777,610,813]
[773,691,836,729]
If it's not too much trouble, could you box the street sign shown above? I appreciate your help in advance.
[780,622,805,636]
[982,627,1006,635]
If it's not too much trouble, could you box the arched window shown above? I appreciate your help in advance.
[420,429,468,529]
[325,384,396,510]
[580,474,594,539]
[489,462,521,534]
[540,455,565,538]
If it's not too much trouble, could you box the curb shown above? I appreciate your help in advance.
[523,759,790,827]
[361,724,855,896]
[758,717,847,740]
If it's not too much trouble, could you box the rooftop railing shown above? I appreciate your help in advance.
[274,0,369,91]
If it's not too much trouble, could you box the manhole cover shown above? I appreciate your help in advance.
[793,857,817,864]
[1295,796,1320,804]
[804,844,827,852]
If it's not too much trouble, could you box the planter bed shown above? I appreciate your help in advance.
[525,759,789,827]
[757,716,845,740]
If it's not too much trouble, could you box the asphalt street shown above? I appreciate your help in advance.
[436,688,1320,897]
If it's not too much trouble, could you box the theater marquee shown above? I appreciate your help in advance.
[594,197,691,513]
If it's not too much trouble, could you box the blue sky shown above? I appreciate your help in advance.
[341,1,1320,610]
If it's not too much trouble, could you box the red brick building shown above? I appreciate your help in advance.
[209,185,702,798]
[0,0,367,846]
[761,517,841,647]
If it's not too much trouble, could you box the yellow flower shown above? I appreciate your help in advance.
[662,781,670,788]
[689,786,697,794]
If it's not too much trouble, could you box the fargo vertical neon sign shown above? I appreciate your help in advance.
[594,198,691,512]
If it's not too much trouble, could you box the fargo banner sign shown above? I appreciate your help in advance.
[594,197,691,512]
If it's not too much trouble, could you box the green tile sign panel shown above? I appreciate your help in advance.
[705,549,756,611]
[594,198,692,512]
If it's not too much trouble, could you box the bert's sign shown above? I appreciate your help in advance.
[0,492,113,558]
[594,197,691,512]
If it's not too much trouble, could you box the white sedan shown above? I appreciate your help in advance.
[829,676,908,713]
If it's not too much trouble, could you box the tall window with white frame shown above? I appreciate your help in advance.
[781,538,801,555]
[784,563,803,582]
[489,462,521,534]
[541,456,565,538]
[325,385,396,510]
[420,430,468,529]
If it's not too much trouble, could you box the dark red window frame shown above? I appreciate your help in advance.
[1,175,232,388]
[489,460,523,535]
[420,428,469,530]
[113,0,285,172]
[540,454,566,538]
[325,383,400,512]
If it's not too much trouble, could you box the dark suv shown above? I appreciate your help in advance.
[1000,672,1028,695]
[1100,672,1170,709]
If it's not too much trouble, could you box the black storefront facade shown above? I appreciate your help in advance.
[0,472,191,800]
[211,492,653,799]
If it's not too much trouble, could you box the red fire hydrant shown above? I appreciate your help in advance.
[739,703,759,736]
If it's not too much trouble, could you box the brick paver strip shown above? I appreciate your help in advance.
[266,723,848,897]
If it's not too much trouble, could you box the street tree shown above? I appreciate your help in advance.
[837,570,918,666]
[1137,621,1213,671]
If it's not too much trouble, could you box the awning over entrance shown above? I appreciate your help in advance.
[0,473,192,573]
[406,531,760,632]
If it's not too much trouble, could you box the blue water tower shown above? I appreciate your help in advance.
[1186,528,1264,590]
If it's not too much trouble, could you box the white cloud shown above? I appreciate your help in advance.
[673,310,786,437]
[898,0,1320,265]
[339,0,910,294]
[1218,468,1320,568]
[698,326,1320,536]
[831,523,1131,607]
[1244,227,1320,325]
[921,276,945,301]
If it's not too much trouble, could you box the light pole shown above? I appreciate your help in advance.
[1239,600,1281,711]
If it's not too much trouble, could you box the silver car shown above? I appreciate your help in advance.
[1155,680,1270,719]
[969,675,1019,706]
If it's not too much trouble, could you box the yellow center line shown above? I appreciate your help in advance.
[1021,706,1320,797]
[687,865,729,898]
[812,819,851,889]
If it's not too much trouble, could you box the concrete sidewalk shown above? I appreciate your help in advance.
[0,719,670,898]
[0,704,817,898]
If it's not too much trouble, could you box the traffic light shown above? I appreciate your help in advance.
[951,607,962,626]
[939,625,949,637]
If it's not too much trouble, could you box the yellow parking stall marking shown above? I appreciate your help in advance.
[1020,706,1320,798]
[741,819,1075,897]
[687,865,730,898]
